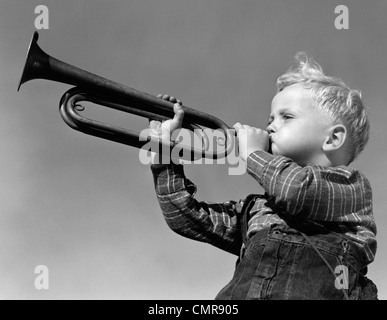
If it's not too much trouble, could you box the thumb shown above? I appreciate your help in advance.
[170,102,184,131]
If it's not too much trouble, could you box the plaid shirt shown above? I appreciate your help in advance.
[151,151,377,265]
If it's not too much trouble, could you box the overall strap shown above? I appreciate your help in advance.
[240,194,260,245]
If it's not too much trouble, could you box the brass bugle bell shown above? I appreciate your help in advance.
[18,32,234,159]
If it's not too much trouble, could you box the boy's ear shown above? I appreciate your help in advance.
[323,124,347,152]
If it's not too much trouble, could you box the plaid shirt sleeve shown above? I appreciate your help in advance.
[151,164,243,255]
[246,151,376,232]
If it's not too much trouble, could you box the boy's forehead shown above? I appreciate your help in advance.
[270,84,314,113]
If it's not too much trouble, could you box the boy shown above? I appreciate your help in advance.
[148,53,377,299]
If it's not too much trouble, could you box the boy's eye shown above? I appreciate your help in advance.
[267,113,293,126]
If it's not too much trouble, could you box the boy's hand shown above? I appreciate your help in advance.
[149,95,184,163]
[233,123,270,162]
[149,94,184,141]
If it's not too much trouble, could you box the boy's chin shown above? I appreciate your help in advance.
[270,145,279,156]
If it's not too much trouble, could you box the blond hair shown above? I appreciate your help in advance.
[276,52,370,164]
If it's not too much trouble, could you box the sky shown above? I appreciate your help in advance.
[1,0,386,300]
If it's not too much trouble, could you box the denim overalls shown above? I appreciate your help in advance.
[215,195,377,300]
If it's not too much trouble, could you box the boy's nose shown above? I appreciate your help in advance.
[266,123,275,134]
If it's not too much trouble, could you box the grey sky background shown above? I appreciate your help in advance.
[1,0,386,299]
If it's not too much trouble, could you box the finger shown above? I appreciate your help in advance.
[162,94,170,100]
[174,103,184,117]
[255,128,267,135]
[233,123,243,131]
[149,120,160,129]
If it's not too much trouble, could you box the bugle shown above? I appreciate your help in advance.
[18,32,234,159]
